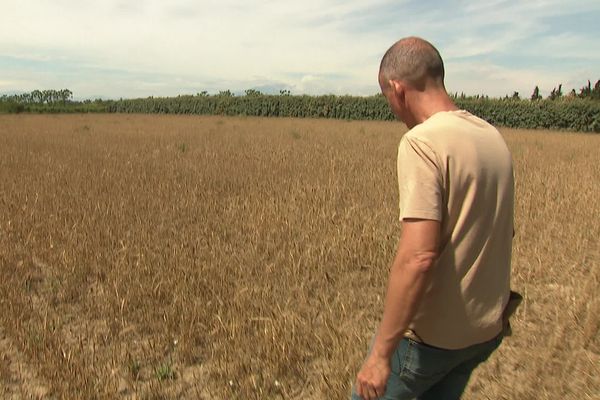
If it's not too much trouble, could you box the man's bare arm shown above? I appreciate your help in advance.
[371,218,440,359]
[355,218,440,399]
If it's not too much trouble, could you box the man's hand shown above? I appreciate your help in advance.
[354,354,391,400]
[354,219,439,399]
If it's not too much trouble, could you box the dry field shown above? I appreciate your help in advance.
[0,114,598,400]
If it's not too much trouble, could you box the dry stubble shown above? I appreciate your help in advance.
[0,114,598,399]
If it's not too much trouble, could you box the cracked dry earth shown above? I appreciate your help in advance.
[0,322,211,399]
[0,327,52,400]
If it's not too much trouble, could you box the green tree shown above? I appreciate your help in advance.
[245,89,262,96]
[579,80,592,98]
[593,80,600,100]
[59,89,73,104]
[31,90,43,104]
[548,84,562,100]
[530,86,542,101]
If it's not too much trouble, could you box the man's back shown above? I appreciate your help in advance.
[397,110,514,349]
[353,37,515,400]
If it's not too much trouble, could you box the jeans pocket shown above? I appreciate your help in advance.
[391,339,410,375]
[403,339,455,379]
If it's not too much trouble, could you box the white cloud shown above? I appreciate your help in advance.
[0,0,598,98]
[446,61,566,98]
[0,0,383,78]
[0,79,38,91]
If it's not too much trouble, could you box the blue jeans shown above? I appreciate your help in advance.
[351,334,503,400]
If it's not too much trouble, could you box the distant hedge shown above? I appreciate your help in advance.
[0,101,111,114]
[107,94,393,121]
[107,94,600,132]
[0,101,25,114]
[457,98,600,132]
[2,91,599,132]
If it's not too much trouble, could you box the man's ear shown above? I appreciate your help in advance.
[389,80,406,105]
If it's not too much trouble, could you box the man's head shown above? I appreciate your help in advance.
[379,37,449,127]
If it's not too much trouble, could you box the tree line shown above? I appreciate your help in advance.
[1,89,73,104]
[529,80,600,101]
[0,90,109,114]
[1,83,599,132]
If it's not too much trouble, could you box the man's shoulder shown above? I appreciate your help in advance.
[400,117,444,151]
[404,111,458,140]
[406,110,500,143]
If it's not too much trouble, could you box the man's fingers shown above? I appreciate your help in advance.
[369,383,382,400]
[356,380,382,400]
[367,385,378,400]
[356,379,369,400]
[356,363,389,399]
[355,380,364,399]
[357,383,371,400]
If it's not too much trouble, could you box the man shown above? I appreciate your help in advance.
[352,37,514,400]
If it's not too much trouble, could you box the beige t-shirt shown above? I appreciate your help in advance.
[398,110,514,350]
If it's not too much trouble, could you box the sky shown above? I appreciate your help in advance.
[1,0,599,100]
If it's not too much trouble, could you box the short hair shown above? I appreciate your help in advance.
[379,37,445,90]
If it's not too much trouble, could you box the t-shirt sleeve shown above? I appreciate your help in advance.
[397,135,443,221]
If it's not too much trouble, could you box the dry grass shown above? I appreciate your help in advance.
[0,114,598,399]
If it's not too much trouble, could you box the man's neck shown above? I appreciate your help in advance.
[408,90,458,127]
